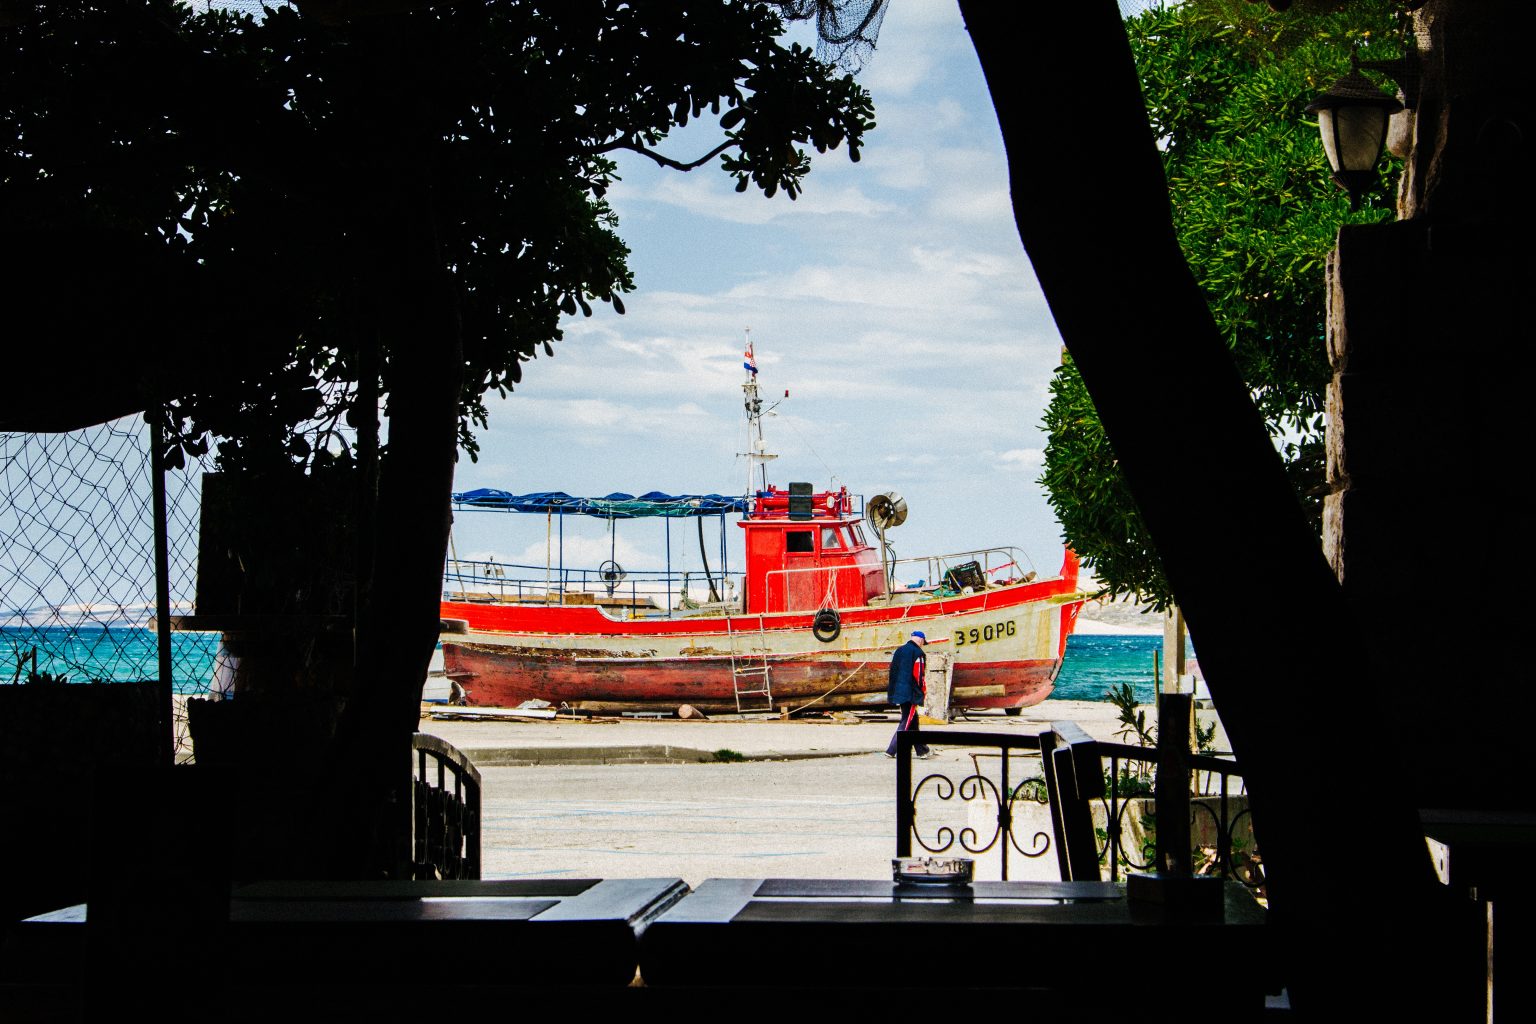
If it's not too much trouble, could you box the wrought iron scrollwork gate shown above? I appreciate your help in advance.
[894,730,1054,880]
[895,726,1260,890]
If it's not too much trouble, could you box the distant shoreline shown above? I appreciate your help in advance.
[1072,618,1161,637]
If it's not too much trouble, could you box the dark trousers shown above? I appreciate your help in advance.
[886,701,930,756]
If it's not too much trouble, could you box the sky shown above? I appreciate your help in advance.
[447,1,1092,583]
[1,2,1170,631]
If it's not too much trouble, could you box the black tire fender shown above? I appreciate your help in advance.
[812,607,841,643]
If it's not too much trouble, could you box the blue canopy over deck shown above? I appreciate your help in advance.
[452,490,749,519]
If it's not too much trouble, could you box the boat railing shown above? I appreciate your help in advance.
[744,490,867,520]
[758,548,1037,613]
[888,546,1037,592]
[443,558,743,618]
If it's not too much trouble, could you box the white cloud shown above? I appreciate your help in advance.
[859,146,930,190]
[460,1,1076,573]
[722,252,1011,314]
[511,533,650,570]
[859,49,934,99]
[859,0,976,97]
[996,448,1045,471]
[931,185,1014,224]
[488,395,720,439]
[909,245,1012,280]
[622,174,894,226]
[459,532,653,574]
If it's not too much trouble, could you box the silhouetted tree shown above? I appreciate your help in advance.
[962,0,1455,1013]
[1,0,873,873]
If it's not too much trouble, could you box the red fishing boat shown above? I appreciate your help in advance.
[439,342,1085,715]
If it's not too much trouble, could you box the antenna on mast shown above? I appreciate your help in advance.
[738,328,777,497]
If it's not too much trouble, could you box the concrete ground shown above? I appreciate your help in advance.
[419,700,1227,885]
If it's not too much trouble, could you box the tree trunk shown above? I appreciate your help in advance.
[325,10,464,878]
[959,1,1444,1011]
[328,239,460,877]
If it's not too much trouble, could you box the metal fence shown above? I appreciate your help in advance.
[895,726,1261,891]
[1092,741,1259,888]
[410,733,482,880]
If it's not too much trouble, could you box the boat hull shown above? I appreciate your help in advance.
[441,575,1083,713]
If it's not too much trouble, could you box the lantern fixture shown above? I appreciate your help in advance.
[1305,70,1403,207]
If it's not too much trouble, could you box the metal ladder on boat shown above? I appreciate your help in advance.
[725,613,774,712]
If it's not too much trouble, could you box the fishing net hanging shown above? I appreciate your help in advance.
[0,419,213,759]
[774,0,889,73]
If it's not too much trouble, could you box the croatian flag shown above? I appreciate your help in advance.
[743,342,758,376]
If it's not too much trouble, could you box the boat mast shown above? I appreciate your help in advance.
[739,328,777,499]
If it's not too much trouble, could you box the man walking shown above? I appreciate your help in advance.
[885,630,932,759]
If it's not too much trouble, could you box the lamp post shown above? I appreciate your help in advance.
[1306,71,1403,208]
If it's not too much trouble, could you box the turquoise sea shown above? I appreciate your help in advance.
[3,627,1161,702]
[1051,633,1162,704]
[2,627,218,692]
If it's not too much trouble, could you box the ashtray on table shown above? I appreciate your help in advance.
[892,856,974,886]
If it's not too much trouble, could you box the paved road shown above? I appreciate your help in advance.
[478,751,910,883]
[439,702,1178,884]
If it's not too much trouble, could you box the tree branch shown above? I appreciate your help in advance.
[598,139,736,172]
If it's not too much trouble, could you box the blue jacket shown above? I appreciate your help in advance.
[887,640,927,705]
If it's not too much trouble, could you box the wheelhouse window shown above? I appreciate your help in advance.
[820,527,842,550]
[850,524,868,547]
[786,530,814,553]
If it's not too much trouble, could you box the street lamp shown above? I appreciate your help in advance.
[1305,71,1403,207]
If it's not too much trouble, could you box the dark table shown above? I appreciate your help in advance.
[638,877,1273,1012]
[228,877,687,985]
[4,877,687,997]
[1422,809,1536,1023]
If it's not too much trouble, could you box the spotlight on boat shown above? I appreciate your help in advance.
[867,492,907,591]
[866,492,907,531]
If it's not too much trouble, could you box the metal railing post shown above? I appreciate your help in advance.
[999,746,1011,880]
[1155,691,1193,876]
[148,410,174,767]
